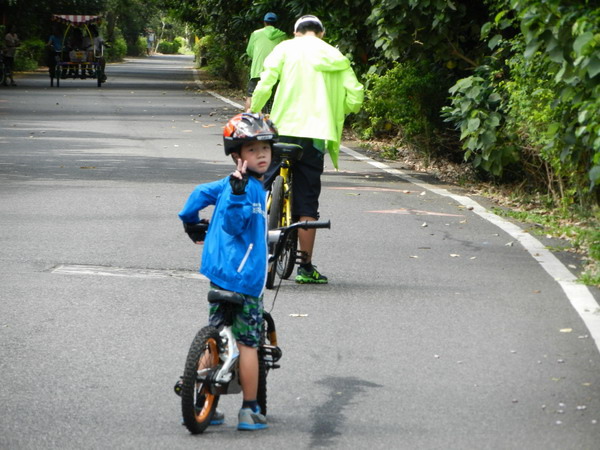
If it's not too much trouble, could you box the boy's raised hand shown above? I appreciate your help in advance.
[230,158,249,195]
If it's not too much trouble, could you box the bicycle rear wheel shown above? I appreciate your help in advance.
[181,326,221,434]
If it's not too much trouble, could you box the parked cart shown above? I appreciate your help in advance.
[49,14,106,87]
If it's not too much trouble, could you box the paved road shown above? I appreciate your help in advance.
[1,55,599,449]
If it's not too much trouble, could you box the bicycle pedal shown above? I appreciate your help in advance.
[260,344,282,365]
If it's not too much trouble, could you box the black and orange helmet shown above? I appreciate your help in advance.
[223,113,278,155]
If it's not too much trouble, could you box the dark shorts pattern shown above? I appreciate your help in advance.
[208,286,264,348]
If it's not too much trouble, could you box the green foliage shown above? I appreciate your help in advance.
[359,61,445,142]
[513,0,600,195]
[105,37,126,62]
[444,0,600,206]
[13,38,45,71]
[194,33,247,86]
[442,67,517,177]
[157,39,181,54]
[366,0,489,70]
[128,36,147,57]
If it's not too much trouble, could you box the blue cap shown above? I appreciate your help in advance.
[264,12,278,23]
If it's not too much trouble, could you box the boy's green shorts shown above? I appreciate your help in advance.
[208,286,264,348]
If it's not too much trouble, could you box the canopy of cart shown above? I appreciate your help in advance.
[51,14,102,26]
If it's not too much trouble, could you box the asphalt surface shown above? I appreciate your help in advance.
[1,55,599,450]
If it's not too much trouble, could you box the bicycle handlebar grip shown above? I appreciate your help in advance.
[297,220,331,230]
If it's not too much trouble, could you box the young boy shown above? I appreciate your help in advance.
[178,113,277,431]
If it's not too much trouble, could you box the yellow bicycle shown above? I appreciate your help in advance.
[265,143,304,289]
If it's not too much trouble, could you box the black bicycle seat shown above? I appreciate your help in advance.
[272,143,303,161]
[207,289,245,306]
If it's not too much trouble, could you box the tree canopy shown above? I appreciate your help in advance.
[2,0,598,207]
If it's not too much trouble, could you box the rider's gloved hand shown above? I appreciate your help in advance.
[229,159,248,195]
[184,219,209,243]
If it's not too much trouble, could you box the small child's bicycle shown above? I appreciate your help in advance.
[265,143,305,289]
[176,219,330,434]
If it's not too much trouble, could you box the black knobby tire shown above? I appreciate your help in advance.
[181,326,221,434]
[268,175,284,230]
[97,67,102,87]
[276,172,297,280]
[278,229,297,279]
[266,176,284,289]
[257,330,268,415]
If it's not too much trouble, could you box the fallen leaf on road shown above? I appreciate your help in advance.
[559,328,573,333]
[409,255,419,259]
[505,241,514,246]
[450,254,460,257]
[421,222,427,227]
[289,314,308,317]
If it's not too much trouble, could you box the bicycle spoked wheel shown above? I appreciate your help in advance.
[276,229,297,279]
[266,176,284,289]
[181,326,221,434]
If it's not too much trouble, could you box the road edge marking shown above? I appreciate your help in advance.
[340,145,600,352]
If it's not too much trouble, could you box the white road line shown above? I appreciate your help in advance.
[52,264,207,281]
[199,77,600,353]
[341,146,600,352]
[192,69,244,110]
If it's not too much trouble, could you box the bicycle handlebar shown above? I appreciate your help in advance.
[268,220,331,262]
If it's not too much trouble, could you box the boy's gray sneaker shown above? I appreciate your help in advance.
[237,407,268,431]
[209,409,225,425]
[179,408,224,426]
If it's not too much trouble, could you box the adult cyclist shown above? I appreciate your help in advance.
[250,15,364,284]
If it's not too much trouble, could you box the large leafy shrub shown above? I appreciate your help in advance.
[14,38,46,71]
[444,0,600,206]
[128,36,147,56]
[195,33,246,87]
[157,39,181,54]
[358,60,449,158]
[105,37,127,62]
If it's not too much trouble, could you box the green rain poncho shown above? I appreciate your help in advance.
[246,26,287,79]
[250,35,364,168]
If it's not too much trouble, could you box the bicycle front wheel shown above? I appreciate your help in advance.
[257,331,268,415]
[266,176,284,289]
[181,326,221,434]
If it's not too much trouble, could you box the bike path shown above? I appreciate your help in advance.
[0,55,598,449]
